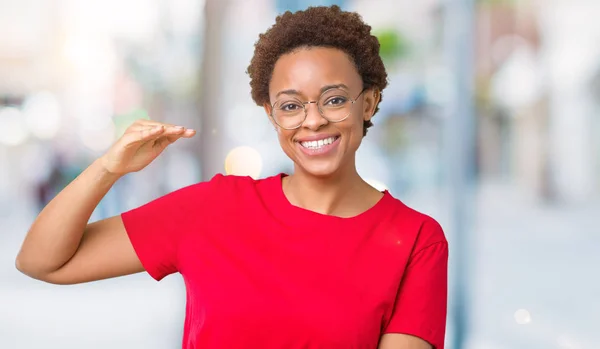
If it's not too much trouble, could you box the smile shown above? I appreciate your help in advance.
[299,136,339,149]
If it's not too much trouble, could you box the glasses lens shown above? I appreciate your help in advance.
[272,98,305,129]
[318,89,352,121]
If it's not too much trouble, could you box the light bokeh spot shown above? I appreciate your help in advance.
[225,146,263,179]
[23,91,62,140]
[514,309,532,325]
[0,107,29,146]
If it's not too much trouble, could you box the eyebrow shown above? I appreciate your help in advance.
[275,84,350,99]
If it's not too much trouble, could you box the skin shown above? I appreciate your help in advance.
[264,47,384,218]
[15,47,432,349]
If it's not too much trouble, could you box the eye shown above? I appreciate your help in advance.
[324,96,348,106]
[280,102,302,112]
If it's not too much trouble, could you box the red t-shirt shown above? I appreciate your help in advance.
[121,173,448,349]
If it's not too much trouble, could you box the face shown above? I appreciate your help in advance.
[264,47,379,178]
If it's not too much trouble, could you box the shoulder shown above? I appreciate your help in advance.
[204,173,278,190]
[184,173,280,200]
[182,173,258,192]
[384,194,447,253]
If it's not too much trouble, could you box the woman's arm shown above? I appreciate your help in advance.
[15,120,195,284]
[378,334,432,349]
[15,159,141,284]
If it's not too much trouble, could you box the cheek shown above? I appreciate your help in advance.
[277,129,291,142]
[343,116,365,144]
[277,130,297,153]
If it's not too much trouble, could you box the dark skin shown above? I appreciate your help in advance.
[264,47,382,218]
[264,46,432,348]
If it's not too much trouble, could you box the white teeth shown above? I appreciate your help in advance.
[300,136,337,149]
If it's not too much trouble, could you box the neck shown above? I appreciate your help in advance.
[283,161,378,217]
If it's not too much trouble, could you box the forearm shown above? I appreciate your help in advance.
[16,158,121,276]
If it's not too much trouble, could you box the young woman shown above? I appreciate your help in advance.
[16,5,448,349]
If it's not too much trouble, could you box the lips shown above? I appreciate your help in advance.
[295,134,341,156]
[299,136,339,149]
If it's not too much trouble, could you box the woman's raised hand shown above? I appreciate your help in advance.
[100,119,196,175]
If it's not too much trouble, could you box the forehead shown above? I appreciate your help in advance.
[269,47,362,98]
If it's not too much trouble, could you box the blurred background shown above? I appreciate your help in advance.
[0,0,599,348]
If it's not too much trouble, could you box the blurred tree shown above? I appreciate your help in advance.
[373,29,410,66]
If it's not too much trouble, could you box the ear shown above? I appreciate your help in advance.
[362,88,381,122]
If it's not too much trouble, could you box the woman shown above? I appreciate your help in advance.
[16,5,448,349]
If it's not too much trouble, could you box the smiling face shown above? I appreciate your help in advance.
[264,47,379,178]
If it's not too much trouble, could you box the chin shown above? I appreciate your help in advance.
[295,159,343,178]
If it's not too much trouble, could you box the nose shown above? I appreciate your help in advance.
[301,101,328,130]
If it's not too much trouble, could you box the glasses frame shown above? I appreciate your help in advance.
[269,87,367,130]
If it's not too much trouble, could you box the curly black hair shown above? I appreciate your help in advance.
[247,5,388,136]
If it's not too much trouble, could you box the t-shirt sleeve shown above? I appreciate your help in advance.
[383,219,449,349]
[120,174,224,281]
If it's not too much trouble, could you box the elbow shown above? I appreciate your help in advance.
[15,242,39,277]
[15,255,24,272]
[15,253,40,279]
[15,252,30,275]
[15,254,74,285]
[14,255,24,274]
[15,254,54,283]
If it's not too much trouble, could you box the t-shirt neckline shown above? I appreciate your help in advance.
[266,173,395,227]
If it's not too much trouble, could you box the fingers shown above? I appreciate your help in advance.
[124,121,196,146]
[154,128,197,148]
[144,125,165,139]
[131,119,195,135]
[132,119,183,130]
[132,119,169,128]
[151,125,196,140]
[121,125,164,146]
[179,128,196,138]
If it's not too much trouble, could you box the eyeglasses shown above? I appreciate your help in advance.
[269,87,366,130]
